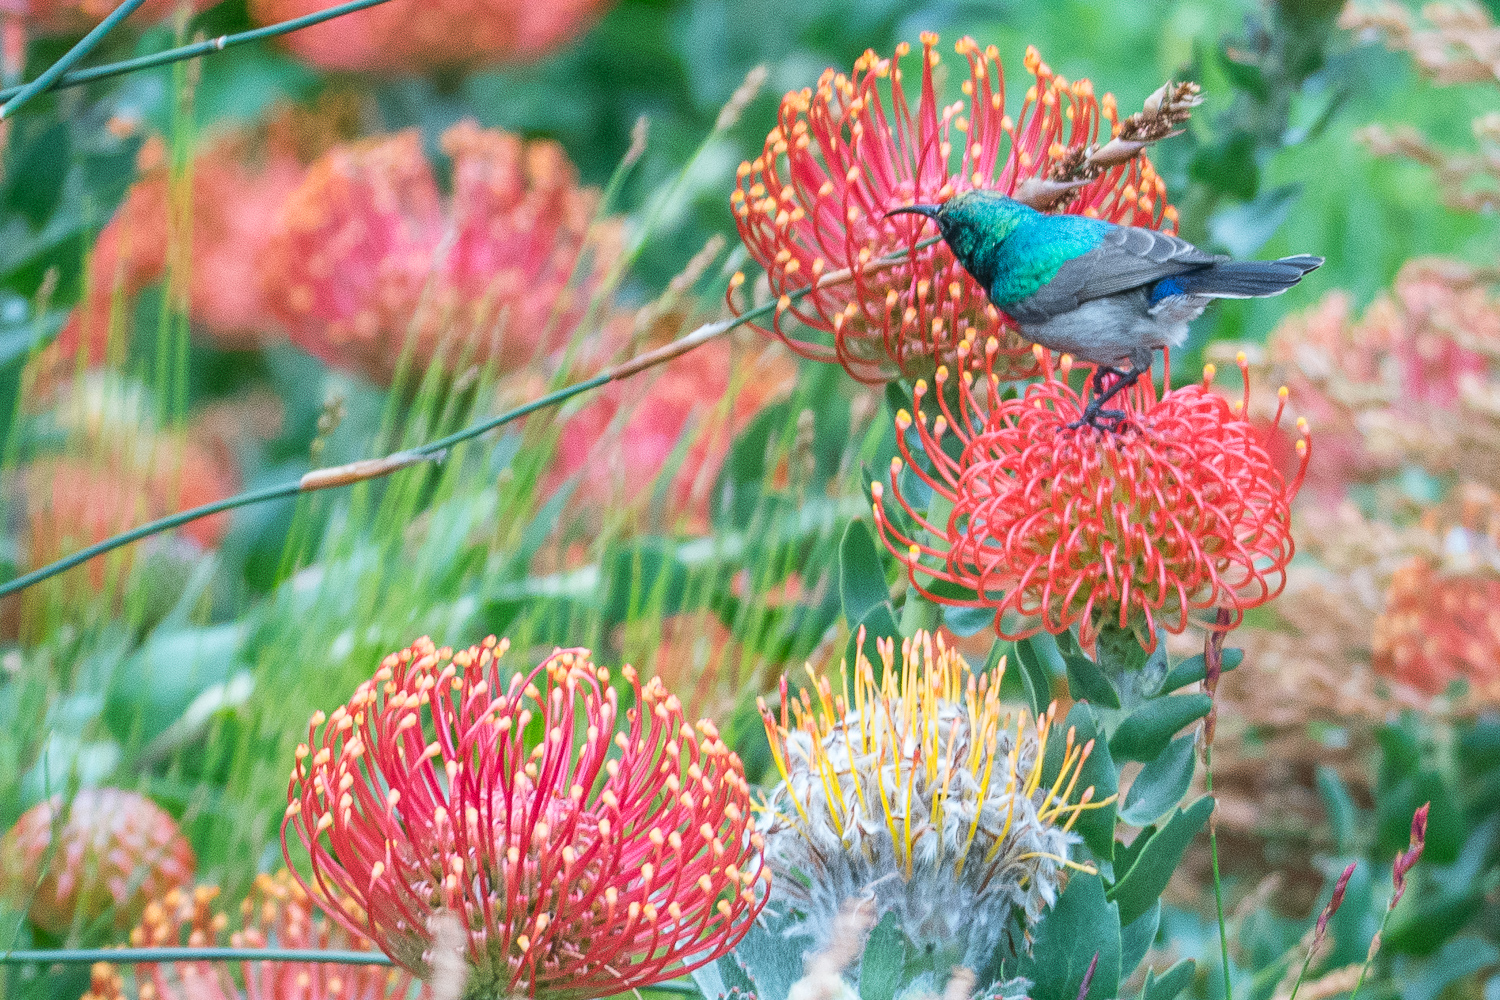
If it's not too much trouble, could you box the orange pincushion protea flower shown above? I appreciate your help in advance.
[248,0,611,74]
[283,637,767,999]
[84,871,424,1000]
[732,34,1175,383]
[873,345,1308,648]
[261,121,621,385]
[0,789,195,935]
[1374,557,1500,698]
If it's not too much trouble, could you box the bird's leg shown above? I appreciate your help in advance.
[1070,363,1149,430]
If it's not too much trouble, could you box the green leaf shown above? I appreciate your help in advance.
[860,912,906,1000]
[841,520,890,627]
[6,121,69,229]
[1108,797,1214,926]
[1109,694,1213,763]
[944,603,995,637]
[729,912,804,1000]
[1120,900,1161,980]
[1119,735,1197,827]
[1139,959,1196,1000]
[1066,653,1121,709]
[1014,637,1052,718]
[1041,702,1117,862]
[1159,649,1243,694]
[1014,875,1121,1000]
[1316,764,1357,854]
[846,602,902,685]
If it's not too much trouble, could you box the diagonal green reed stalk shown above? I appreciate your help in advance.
[0,0,398,106]
[0,0,149,118]
[0,238,937,599]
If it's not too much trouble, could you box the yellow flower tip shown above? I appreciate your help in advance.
[1296,439,1308,455]
[1202,363,1216,382]
[914,378,928,396]
[890,456,904,473]
[895,408,912,429]
[1232,400,1244,414]
[1279,385,1289,399]
[1024,45,1041,71]
[907,544,921,562]
[935,365,949,382]
[1235,350,1248,366]
[777,294,792,311]
[1297,416,1309,432]
[1032,342,1045,360]
[871,481,885,501]
[1163,205,1179,223]
[730,271,746,288]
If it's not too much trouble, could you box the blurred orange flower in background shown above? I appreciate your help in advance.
[0,788,195,936]
[247,0,613,74]
[260,120,621,384]
[549,334,795,531]
[60,97,362,366]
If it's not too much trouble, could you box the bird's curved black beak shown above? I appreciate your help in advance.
[884,204,942,221]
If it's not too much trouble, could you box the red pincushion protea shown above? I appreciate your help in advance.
[1374,557,1500,699]
[731,34,1174,383]
[113,872,424,1000]
[261,121,620,385]
[247,0,611,74]
[0,789,195,935]
[282,637,767,1000]
[872,343,1309,647]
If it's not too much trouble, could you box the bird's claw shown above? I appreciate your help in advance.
[1066,407,1127,431]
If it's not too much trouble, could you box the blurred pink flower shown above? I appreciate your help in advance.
[59,101,364,365]
[247,0,613,74]
[548,334,795,531]
[0,789,195,935]
[260,120,621,384]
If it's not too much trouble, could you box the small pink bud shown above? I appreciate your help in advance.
[1391,802,1430,908]
[1313,862,1357,949]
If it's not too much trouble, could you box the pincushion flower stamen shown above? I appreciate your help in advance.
[758,630,1106,968]
[873,342,1309,648]
[283,637,767,1000]
[732,34,1188,383]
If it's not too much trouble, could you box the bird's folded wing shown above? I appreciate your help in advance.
[1009,227,1223,322]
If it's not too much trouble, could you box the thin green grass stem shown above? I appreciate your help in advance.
[1204,740,1234,1000]
[0,0,397,106]
[0,0,149,118]
[0,238,938,598]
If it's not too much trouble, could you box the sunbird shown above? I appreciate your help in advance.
[889,191,1323,426]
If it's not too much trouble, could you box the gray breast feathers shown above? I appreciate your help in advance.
[1006,227,1225,324]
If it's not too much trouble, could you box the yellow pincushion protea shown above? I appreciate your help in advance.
[757,630,1101,965]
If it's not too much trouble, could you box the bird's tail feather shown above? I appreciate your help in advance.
[1163,255,1324,300]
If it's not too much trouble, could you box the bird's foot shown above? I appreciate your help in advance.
[1066,406,1128,431]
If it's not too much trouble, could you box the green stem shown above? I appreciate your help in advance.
[1348,906,1393,1000]
[1204,740,1234,1000]
[0,0,149,118]
[0,0,396,106]
[0,236,941,598]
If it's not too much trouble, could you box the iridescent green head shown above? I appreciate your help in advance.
[887,191,1040,295]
